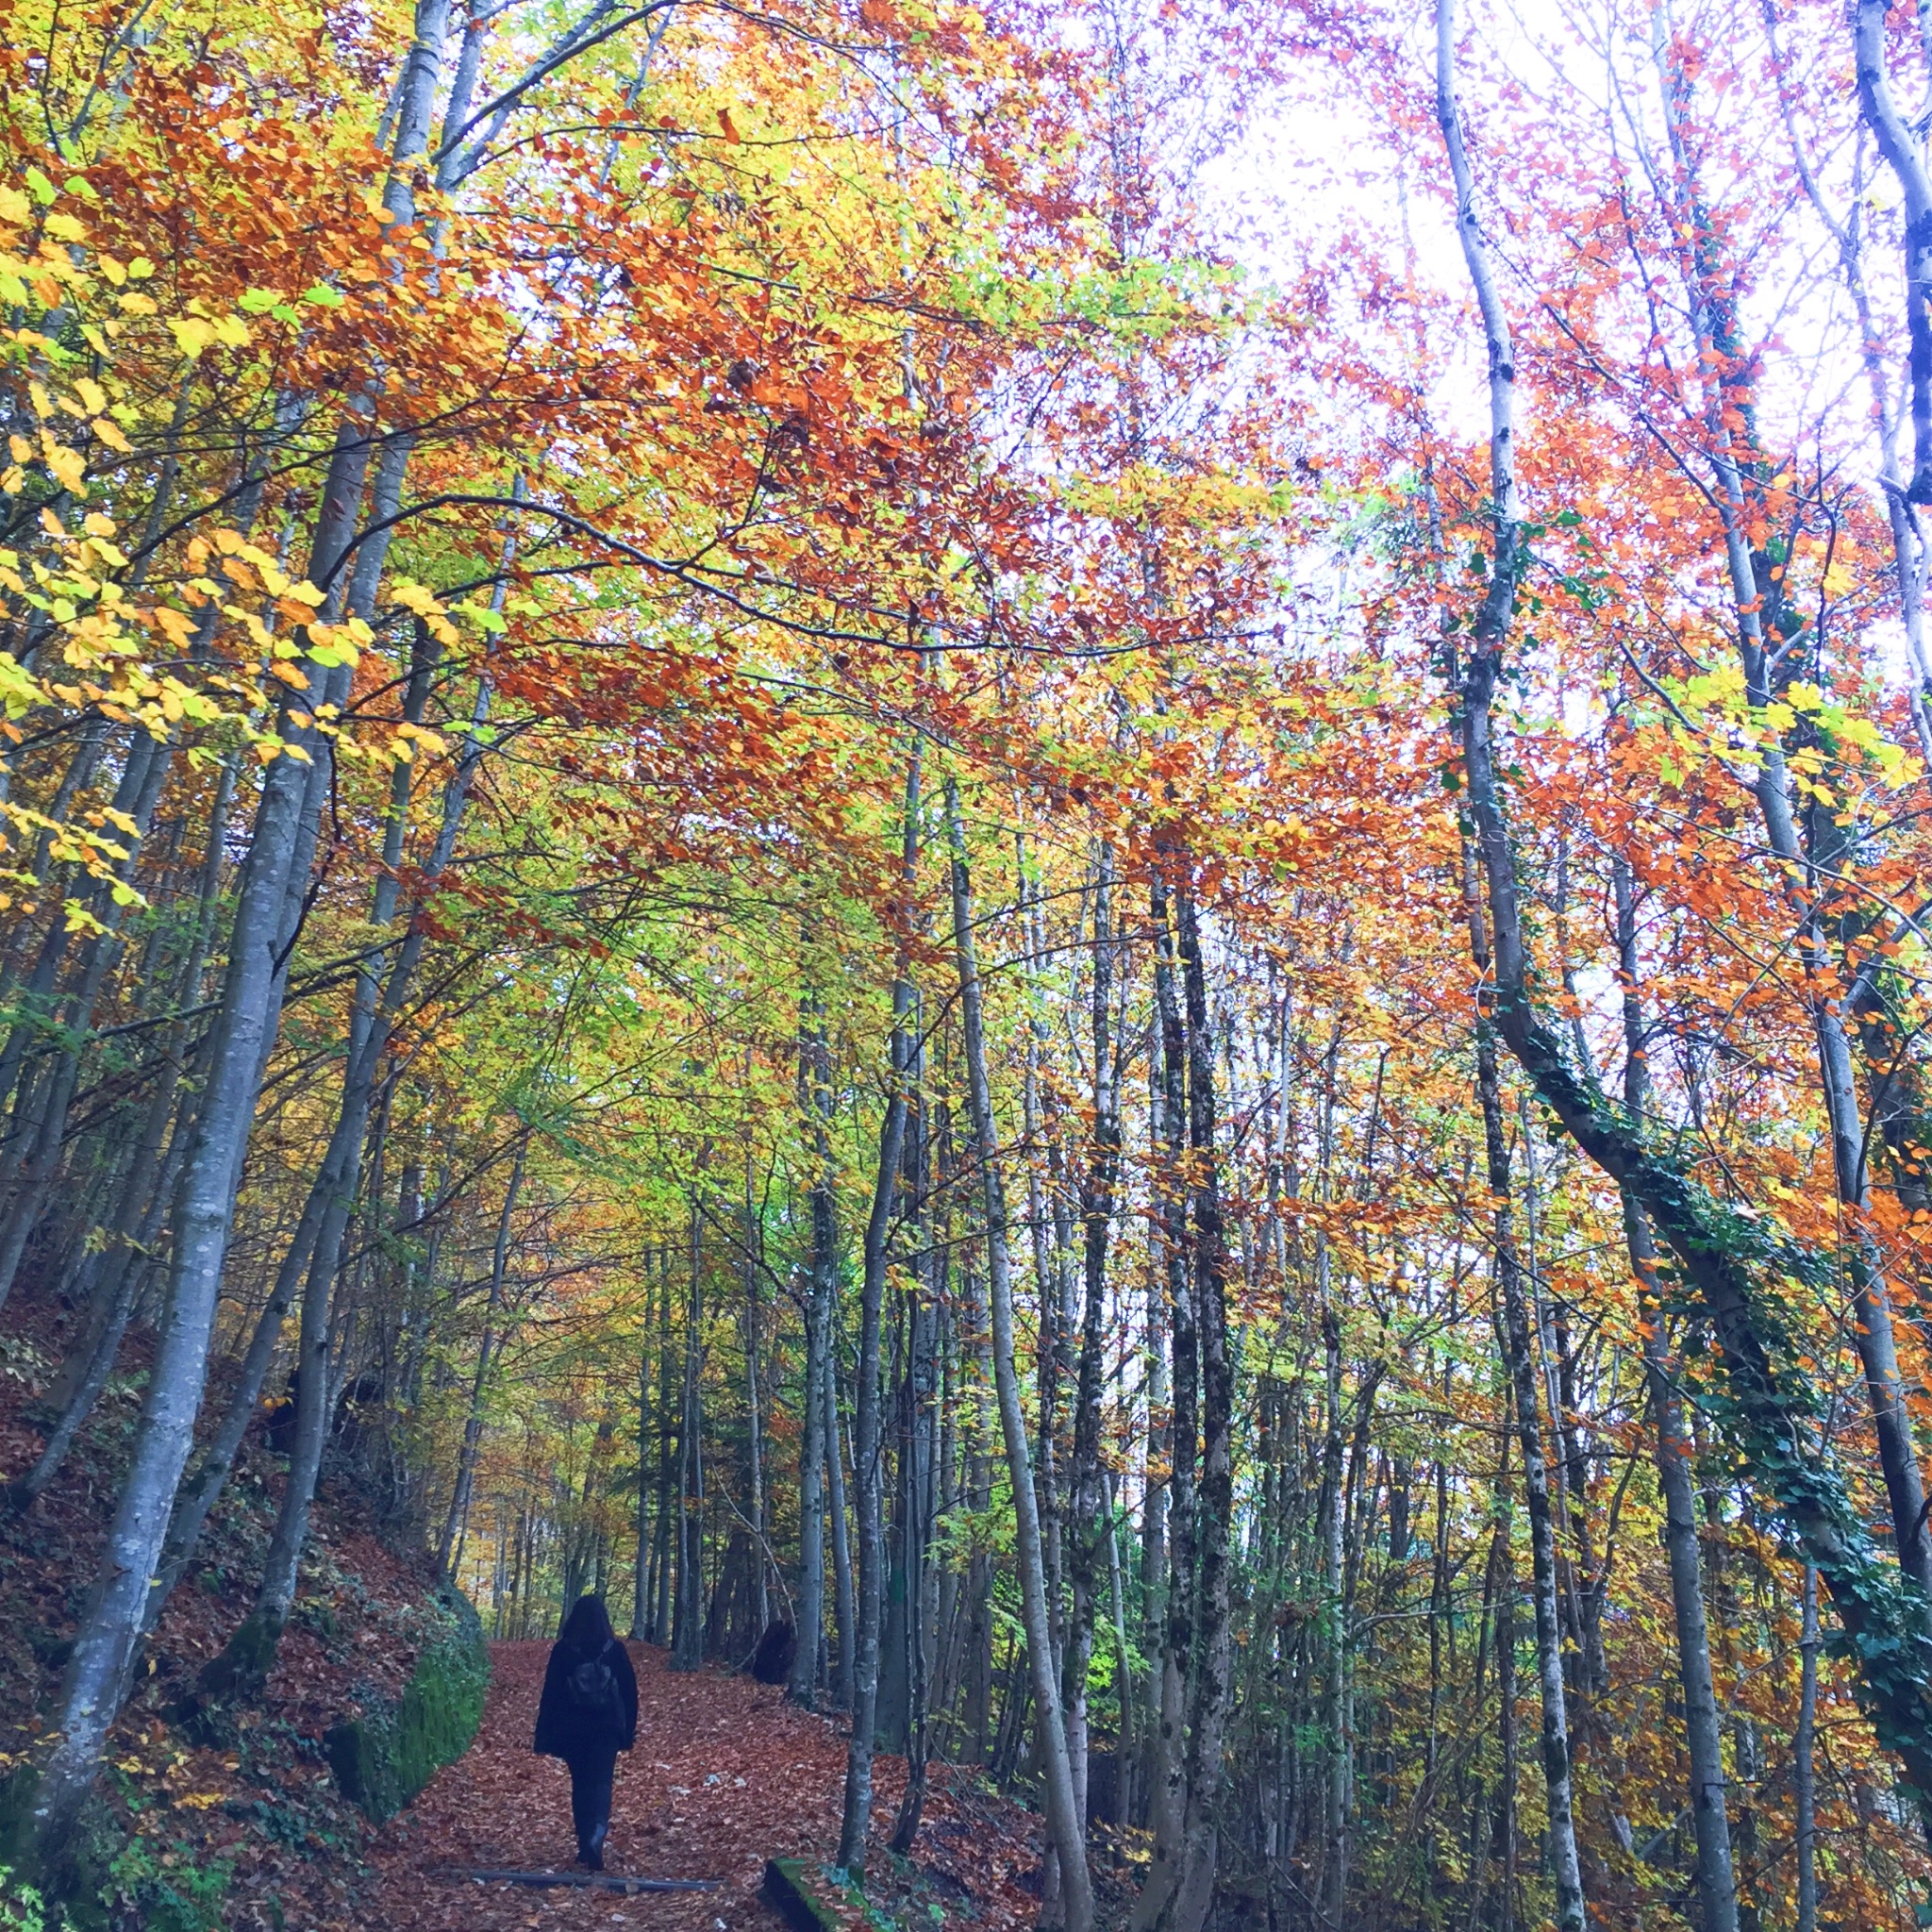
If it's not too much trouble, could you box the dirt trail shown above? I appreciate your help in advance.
[362,1641,1041,1932]
[364,1642,824,1930]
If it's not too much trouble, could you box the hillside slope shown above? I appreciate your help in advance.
[0,1308,481,1932]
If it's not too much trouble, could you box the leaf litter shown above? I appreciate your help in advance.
[363,1641,1052,1931]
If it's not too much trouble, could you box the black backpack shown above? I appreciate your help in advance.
[565,1641,622,1727]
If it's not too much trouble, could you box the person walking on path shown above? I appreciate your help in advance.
[533,1593,639,1870]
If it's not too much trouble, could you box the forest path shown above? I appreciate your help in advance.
[363,1641,843,1932]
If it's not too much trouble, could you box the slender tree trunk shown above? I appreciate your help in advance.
[1105,1466,1135,1790]
[891,1029,939,1857]
[825,1359,856,1704]
[674,1195,705,1670]
[945,771,1091,1932]
[1612,858,1738,1932]
[1140,1038,1172,1829]
[439,1143,525,1574]
[1141,878,1234,1932]
[790,983,836,1707]
[632,1338,653,1643]
[1467,976,1586,1930]
[11,745,231,1510]
[1796,1562,1819,1932]
[742,1158,769,1634]
[1321,1303,1348,1926]
[1491,1446,1519,1932]
[839,746,919,1872]
[1064,841,1120,1859]
[1136,874,1195,1924]
[652,1246,675,1643]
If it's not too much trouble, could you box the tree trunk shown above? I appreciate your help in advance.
[1796,1563,1819,1932]
[1148,877,1235,1932]
[439,1142,526,1575]
[1615,858,1738,1932]
[632,1338,653,1643]
[1135,874,1195,1925]
[790,986,836,1707]
[742,1162,769,1635]
[839,746,919,1872]
[825,1359,856,1704]
[1062,841,1120,1866]
[673,1197,706,1670]
[945,771,1091,1932]
[1320,1304,1348,1926]
[1469,968,1587,1932]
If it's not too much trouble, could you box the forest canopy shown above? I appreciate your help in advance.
[2,0,1931,1927]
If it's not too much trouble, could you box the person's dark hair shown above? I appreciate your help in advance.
[559,1592,615,1647]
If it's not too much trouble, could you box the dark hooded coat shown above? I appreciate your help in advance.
[534,1594,639,1758]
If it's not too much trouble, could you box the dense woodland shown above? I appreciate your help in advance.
[8,0,1932,1926]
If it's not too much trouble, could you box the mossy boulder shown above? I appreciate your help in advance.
[324,1587,488,1823]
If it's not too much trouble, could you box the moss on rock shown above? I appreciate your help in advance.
[325,1587,488,1823]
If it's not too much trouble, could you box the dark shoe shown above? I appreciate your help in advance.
[586,1823,608,1872]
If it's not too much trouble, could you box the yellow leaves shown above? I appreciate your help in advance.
[92,416,133,454]
[152,606,197,648]
[305,623,360,667]
[43,212,86,243]
[391,721,449,765]
[167,316,215,359]
[75,377,107,415]
[0,187,28,226]
[0,651,40,717]
[166,310,249,359]
[39,433,85,493]
[391,577,460,645]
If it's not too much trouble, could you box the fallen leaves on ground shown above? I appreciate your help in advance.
[363,1641,1049,1932]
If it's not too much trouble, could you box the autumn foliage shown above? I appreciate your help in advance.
[7,0,1932,1929]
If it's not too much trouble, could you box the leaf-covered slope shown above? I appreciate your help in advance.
[0,1304,469,1931]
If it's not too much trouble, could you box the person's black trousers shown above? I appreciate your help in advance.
[565,1744,617,1859]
